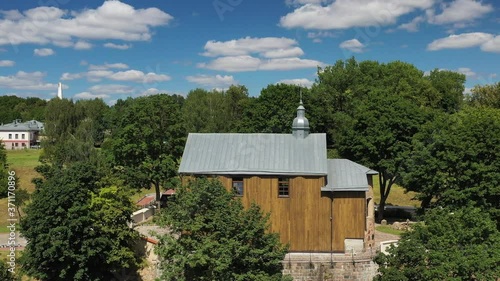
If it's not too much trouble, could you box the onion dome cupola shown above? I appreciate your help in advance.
[292,99,310,138]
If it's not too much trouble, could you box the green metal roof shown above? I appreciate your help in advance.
[179,133,328,176]
[321,159,378,192]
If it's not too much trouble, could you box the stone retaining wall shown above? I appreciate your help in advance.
[282,253,378,281]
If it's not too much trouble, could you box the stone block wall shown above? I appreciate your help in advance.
[282,254,378,281]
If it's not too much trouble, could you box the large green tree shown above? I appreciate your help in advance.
[466,82,500,109]
[401,107,500,223]
[182,85,249,133]
[156,178,290,281]
[425,69,466,113]
[107,94,185,203]
[182,88,226,133]
[314,58,465,220]
[335,90,430,220]
[20,162,140,281]
[239,83,309,134]
[375,207,500,281]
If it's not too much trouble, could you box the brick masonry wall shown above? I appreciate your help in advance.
[282,255,378,281]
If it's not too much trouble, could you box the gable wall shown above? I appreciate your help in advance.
[218,175,366,252]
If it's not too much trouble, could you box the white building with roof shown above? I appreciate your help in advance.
[0,119,44,149]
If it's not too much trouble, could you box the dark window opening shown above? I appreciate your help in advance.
[278,177,290,197]
[232,177,244,197]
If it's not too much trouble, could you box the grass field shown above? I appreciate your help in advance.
[0,150,41,233]
[372,175,419,207]
[5,149,42,193]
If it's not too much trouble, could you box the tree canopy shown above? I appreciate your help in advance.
[41,98,109,167]
[401,107,500,223]
[106,94,185,203]
[375,207,500,281]
[20,162,140,281]
[0,95,47,124]
[467,82,500,109]
[155,178,290,281]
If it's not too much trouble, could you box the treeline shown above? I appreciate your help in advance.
[38,58,500,220]
[4,57,500,280]
[0,96,47,124]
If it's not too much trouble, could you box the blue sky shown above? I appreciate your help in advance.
[0,0,498,104]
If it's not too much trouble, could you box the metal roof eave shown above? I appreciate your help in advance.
[180,171,328,176]
[321,186,369,192]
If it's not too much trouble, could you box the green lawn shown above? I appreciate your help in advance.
[5,149,42,193]
[5,149,42,169]
[0,150,41,233]
[372,175,419,207]
[376,225,405,236]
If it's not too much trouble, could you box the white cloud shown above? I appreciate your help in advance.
[429,0,493,25]
[87,84,135,95]
[0,71,63,90]
[88,63,129,70]
[481,35,500,53]
[74,92,110,100]
[74,41,93,50]
[280,0,434,30]
[60,72,84,81]
[456,67,476,77]
[262,47,304,58]
[61,63,169,83]
[86,70,114,82]
[0,60,15,67]
[198,37,323,72]
[286,0,332,6]
[0,1,173,48]
[277,78,314,88]
[307,31,336,43]
[198,56,261,72]
[104,43,132,50]
[202,37,303,58]
[398,15,425,32]
[109,70,171,83]
[34,48,54,56]
[141,88,162,96]
[427,32,495,51]
[198,56,323,72]
[186,74,238,88]
[339,39,365,53]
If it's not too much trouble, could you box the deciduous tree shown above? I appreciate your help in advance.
[375,207,500,281]
[401,107,500,224]
[107,94,185,203]
[156,178,290,281]
[335,90,429,221]
[20,162,140,280]
[467,82,500,109]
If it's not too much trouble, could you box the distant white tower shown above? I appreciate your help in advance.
[57,82,63,99]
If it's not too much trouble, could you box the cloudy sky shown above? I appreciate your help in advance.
[0,0,498,104]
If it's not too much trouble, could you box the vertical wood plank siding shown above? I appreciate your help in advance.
[216,175,366,252]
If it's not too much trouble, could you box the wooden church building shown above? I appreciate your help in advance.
[178,101,377,253]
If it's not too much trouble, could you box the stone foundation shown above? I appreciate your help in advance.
[282,253,378,281]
